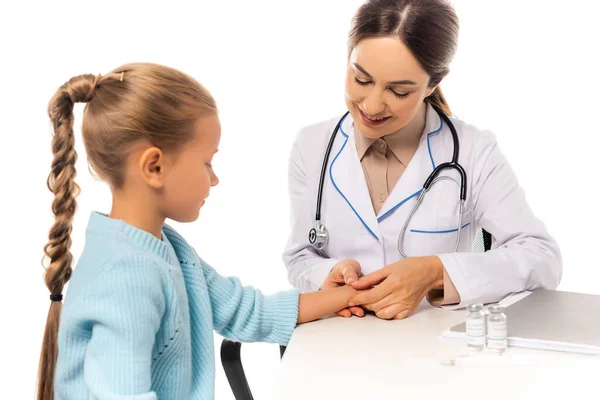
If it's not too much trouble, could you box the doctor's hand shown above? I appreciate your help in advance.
[320,259,365,318]
[347,256,444,320]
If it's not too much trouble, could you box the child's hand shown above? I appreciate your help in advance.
[298,285,366,324]
[320,259,364,318]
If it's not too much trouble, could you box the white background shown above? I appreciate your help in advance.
[1,0,599,398]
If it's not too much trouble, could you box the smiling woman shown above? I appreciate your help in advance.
[348,38,430,132]
[282,0,562,320]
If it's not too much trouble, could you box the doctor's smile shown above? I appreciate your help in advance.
[357,107,391,126]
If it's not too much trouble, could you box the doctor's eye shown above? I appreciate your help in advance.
[390,89,410,98]
[354,77,371,86]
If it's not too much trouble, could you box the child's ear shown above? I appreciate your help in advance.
[139,147,165,189]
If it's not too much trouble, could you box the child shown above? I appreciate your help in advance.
[37,63,361,400]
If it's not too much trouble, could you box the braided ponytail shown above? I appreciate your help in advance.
[37,74,98,400]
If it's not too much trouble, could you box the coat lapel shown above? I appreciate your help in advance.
[328,114,381,240]
[377,104,445,221]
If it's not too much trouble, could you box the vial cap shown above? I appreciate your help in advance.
[488,304,505,313]
[467,303,483,312]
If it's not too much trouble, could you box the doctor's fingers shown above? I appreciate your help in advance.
[376,303,412,320]
[321,273,346,289]
[322,265,351,289]
[337,259,362,284]
[392,303,419,320]
[362,293,397,313]
[348,278,394,306]
[351,271,390,291]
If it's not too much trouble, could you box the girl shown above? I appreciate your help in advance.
[37,63,361,400]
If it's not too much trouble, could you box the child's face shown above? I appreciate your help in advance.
[161,114,221,223]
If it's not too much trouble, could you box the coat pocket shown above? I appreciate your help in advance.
[401,210,473,256]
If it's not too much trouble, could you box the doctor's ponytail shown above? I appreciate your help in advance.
[426,87,451,116]
[348,0,459,116]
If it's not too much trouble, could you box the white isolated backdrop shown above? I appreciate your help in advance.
[0,0,598,398]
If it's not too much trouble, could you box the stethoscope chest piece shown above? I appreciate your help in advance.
[309,221,328,250]
[308,105,465,253]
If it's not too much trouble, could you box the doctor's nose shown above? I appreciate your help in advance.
[360,92,386,116]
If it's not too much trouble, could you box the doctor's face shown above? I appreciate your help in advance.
[345,37,435,139]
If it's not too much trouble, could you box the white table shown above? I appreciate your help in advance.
[272,301,599,400]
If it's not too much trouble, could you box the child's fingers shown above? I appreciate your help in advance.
[349,306,365,317]
[337,308,352,318]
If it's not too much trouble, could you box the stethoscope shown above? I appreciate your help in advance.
[308,105,467,258]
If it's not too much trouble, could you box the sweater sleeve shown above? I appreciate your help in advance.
[71,255,166,400]
[201,259,300,345]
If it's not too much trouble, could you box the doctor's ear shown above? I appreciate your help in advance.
[425,85,437,98]
[139,147,166,189]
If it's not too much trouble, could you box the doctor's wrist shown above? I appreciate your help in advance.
[424,256,444,291]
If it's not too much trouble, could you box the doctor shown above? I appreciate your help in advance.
[283,0,562,320]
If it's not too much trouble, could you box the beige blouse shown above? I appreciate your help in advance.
[355,124,459,306]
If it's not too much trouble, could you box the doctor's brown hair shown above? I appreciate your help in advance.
[38,63,216,400]
[348,0,459,115]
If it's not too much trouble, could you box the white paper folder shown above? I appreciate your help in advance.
[441,289,600,355]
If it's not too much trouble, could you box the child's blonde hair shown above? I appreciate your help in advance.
[38,62,217,399]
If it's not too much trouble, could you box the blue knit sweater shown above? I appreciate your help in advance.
[54,212,299,399]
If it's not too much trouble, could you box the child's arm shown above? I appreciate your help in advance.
[297,285,359,324]
[61,257,165,399]
[200,259,357,345]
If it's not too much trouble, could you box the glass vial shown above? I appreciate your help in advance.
[466,303,485,351]
[487,304,508,353]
